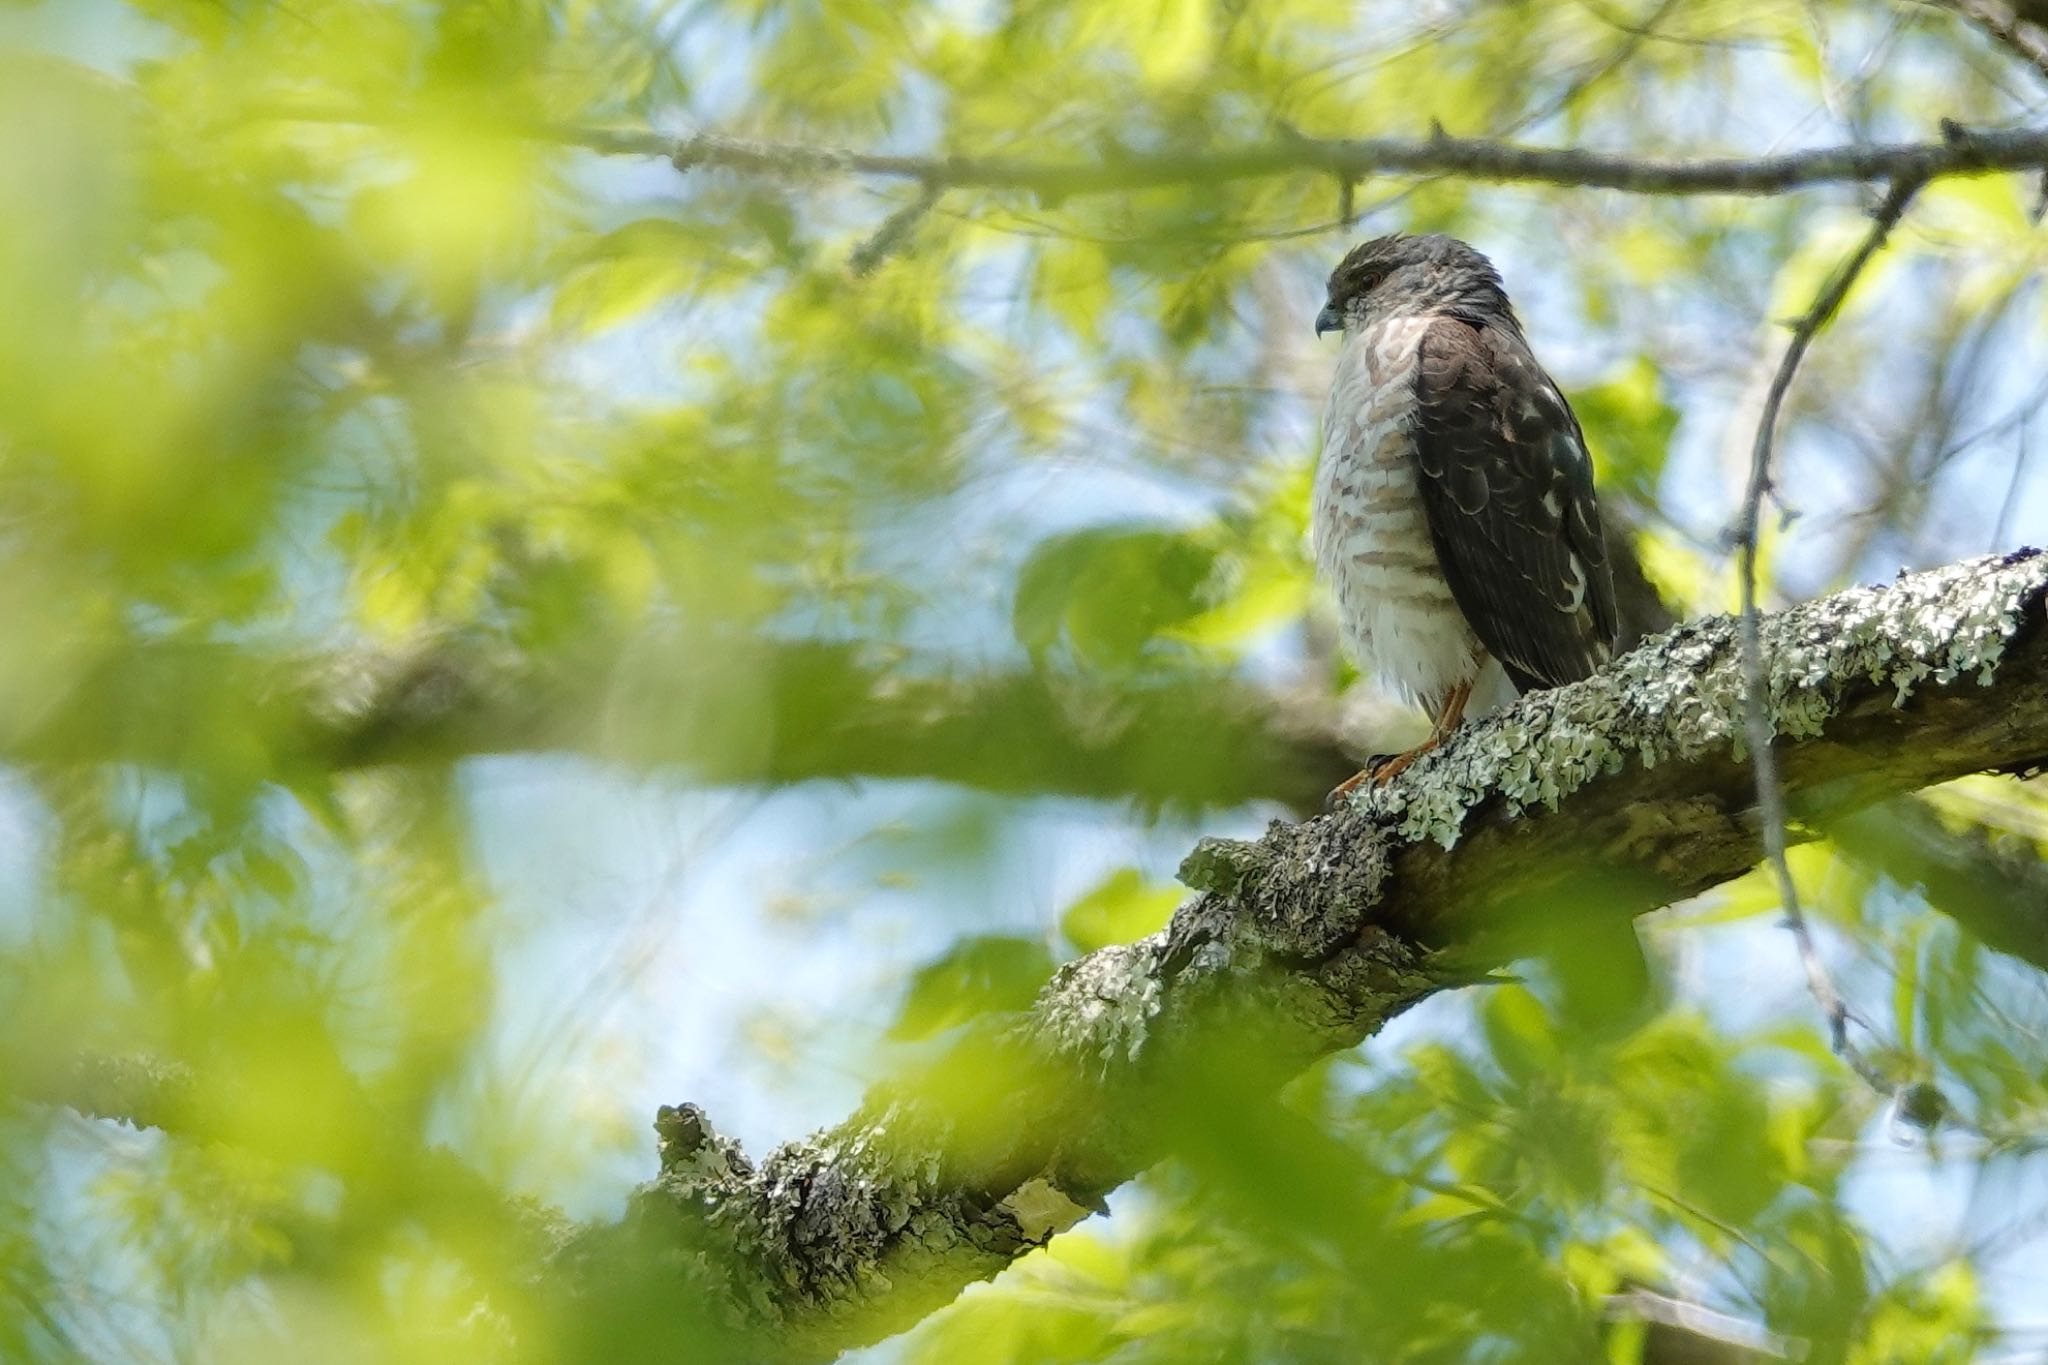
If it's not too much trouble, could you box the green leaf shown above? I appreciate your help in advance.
[889,935,1056,1042]
[1480,984,1562,1084]
[1013,523,1219,670]
[1568,359,1677,500]
[1061,868,1182,953]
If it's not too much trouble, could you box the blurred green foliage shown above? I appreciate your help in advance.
[1,0,2046,1361]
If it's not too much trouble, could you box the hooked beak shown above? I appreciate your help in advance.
[1314,302,1342,337]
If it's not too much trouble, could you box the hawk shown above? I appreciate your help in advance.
[1312,233,1618,799]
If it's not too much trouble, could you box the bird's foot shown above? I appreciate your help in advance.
[1368,742,1434,784]
[1323,764,1378,812]
[1323,738,1444,811]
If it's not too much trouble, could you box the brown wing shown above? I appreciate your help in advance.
[1408,315,1619,693]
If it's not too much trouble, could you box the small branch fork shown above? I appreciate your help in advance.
[1734,177,1926,1100]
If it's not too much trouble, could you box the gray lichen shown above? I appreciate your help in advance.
[1030,938,1170,1066]
[1177,836,1266,897]
[1352,551,2048,849]
[634,1092,1026,1342]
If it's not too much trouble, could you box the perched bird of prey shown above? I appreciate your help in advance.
[1313,233,1618,799]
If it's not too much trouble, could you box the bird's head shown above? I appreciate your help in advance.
[1314,233,1515,337]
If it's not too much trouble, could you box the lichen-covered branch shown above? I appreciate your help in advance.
[557,552,2048,1362]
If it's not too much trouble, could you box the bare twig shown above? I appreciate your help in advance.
[1995,408,2036,551]
[1734,178,1925,1096]
[847,184,942,275]
[1923,0,2048,83]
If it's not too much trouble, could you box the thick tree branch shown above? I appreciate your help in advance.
[4,635,1352,814]
[555,551,2048,1361]
[573,122,2048,199]
[314,638,1355,811]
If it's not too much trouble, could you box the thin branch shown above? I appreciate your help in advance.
[1995,406,2035,550]
[847,184,941,275]
[1944,357,2048,469]
[273,107,2048,200]
[949,6,1678,248]
[1734,177,1925,1095]
[1923,0,2048,83]
[648,122,2048,198]
[1575,0,1774,49]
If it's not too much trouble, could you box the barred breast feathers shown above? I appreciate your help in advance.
[1312,315,1489,710]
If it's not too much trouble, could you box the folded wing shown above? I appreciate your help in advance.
[1408,315,1619,693]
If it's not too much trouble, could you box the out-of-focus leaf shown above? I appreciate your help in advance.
[1480,983,1563,1084]
[903,1237,1124,1365]
[1013,523,1219,670]
[1060,867,1182,953]
[1569,359,1678,501]
[888,935,1055,1042]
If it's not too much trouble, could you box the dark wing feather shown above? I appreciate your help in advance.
[1409,315,1619,693]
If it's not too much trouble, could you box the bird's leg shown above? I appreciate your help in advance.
[1324,677,1476,808]
[1372,676,1473,781]
[1430,674,1476,741]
